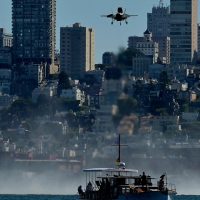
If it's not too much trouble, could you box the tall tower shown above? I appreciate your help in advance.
[170,0,198,65]
[12,0,56,65]
[147,1,170,64]
[147,1,170,37]
[60,23,95,79]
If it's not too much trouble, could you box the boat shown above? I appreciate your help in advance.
[78,134,177,200]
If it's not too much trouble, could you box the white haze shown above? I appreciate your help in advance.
[0,169,199,195]
[0,170,85,195]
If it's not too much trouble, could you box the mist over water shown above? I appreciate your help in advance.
[172,172,200,195]
[0,170,84,195]
[0,168,199,195]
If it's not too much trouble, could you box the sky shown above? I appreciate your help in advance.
[1,0,199,64]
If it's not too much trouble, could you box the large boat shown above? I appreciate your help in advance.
[78,134,177,200]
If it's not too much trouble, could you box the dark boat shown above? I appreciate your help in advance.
[78,134,177,200]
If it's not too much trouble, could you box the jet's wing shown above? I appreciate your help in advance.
[101,14,115,18]
[126,14,138,18]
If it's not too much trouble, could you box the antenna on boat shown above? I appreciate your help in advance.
[113,133,127,168]
[116,133,121,163]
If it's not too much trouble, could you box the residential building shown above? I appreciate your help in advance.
[12,63,47,97]
[60,23,95,79]
[136,29,159,63]
[128,36,144,49]
[170,0,198,64]
[32,85,56,103]
[12,0,56,66]
[132,55,153,77]
[0,28,13,48]
[102,52,116,66]
[148,63,165,79]
[60,87,85,105]
[14,63,46,84]
[0,69,12,94]
[0,47,12,67]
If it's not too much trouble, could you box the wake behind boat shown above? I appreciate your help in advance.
[78,134,177,200]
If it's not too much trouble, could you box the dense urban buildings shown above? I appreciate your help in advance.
[170,0,198,65]
[147,1,170,64]
[60,23,95,79]
[12,0,56,65]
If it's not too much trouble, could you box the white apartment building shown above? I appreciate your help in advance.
[136,29,159,63]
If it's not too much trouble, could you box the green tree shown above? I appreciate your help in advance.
[9,99,35,119]
[117,48,144,66]
[117,97,138,116]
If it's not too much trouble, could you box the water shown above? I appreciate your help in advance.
[0,195,78,200]
[0,195,198,200]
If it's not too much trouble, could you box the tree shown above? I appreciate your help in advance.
[117,48,144,66]
[9,99,35,119]
[117,97,138,116]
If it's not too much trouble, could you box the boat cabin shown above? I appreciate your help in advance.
[78,168,176,200]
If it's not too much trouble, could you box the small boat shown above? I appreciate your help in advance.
[78,134,177,200]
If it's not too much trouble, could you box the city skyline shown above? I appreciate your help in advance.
[1,0,200,63]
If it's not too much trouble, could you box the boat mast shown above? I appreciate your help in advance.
[114,133,127,167]
[118,133,121,163]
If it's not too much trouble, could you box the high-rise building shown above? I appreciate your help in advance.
[147,0,170,38]
[12,0,56,65]
[170,0,198,65]
[198,23,200,53]
[60,23,95,79]
[147,1,170,64]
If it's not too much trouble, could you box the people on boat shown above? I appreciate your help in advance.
[86,181,93,191]
[141,172,147,187]
[99,179,106,191]
[158,174,165,191]
[78,185,84,196]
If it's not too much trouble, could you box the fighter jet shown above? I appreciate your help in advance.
[101,7,138,25]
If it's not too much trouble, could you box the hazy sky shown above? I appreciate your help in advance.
[1,0,199,63]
